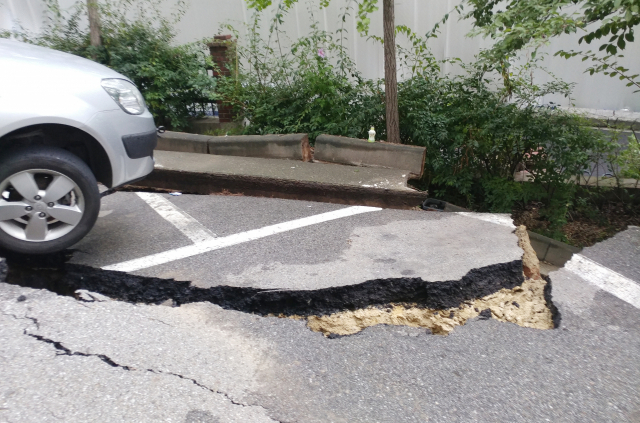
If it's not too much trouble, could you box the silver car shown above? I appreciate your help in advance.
[0,39,156,254]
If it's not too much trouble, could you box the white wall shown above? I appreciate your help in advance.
[0,0,45,33]
[2,0,639,111]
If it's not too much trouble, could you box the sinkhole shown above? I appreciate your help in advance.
[0,228,560,336]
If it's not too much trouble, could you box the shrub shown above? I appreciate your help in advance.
[217,6,602,233]
[398,72,601,225]
[216,9,383,141]
[619,133,640,182]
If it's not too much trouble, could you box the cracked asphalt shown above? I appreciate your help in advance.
[1,193,639,422]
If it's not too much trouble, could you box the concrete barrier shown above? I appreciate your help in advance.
[208,134,312,161]
[527,231,582,267]
[156,131,312,161]
[314,134,426,177]
[156,131,209,154]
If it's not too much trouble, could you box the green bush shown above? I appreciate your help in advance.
[619,134,640,181]
[10,0,216,131]
[216,10,383,141]
[218,6,601,233]
[398,72,601,228]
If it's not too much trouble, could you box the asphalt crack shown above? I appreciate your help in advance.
[25,332,134,370]
[2,312,40,329]
[3,252,526,317]
[23,330,279,419]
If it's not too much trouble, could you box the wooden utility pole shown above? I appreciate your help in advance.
[86,0,102,47]
[383,0,400,143]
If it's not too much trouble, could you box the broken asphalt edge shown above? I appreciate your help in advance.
[1,253,535,319]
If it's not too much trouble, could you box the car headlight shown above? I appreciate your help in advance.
[101,79,146,115]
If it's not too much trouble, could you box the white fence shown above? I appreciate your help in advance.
[2,0,639,111]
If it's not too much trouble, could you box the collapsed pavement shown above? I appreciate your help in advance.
[1,192,557,337]
[1,194,639,422]
[2,224,556,337]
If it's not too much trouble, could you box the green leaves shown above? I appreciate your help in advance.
[245,0,380,37]
[619,134,640,180]
[464,0,639,92]
[558,49,640,92]
[356,0,379,35]
[396,70,600,225]
[246,0,272,11]
[215,4,383,142]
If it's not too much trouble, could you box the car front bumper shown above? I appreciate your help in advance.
[122,129,157,159]
[84,109,156,187]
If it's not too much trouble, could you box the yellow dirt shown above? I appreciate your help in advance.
[516,225,542,280]
[305,277,553,336]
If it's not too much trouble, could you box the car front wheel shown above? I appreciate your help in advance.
[0,146,100,254]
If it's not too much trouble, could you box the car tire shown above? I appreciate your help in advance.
[0,146,100,254]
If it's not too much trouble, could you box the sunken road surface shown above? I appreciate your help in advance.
[1,194,639,422]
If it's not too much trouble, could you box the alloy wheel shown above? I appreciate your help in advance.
[0,169,85,242]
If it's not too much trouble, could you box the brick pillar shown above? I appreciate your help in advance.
[208,35,236,123]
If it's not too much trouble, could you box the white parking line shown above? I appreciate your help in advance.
[136,192,216,244]
[456,212,515,228]
[103,206,382,273]
[565,254,640,309]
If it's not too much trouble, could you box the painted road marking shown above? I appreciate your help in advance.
[456,212,515,228]
[103,206,382,273]
[136,192,216,244]
[565,253,640,309]
[457,212,640,309]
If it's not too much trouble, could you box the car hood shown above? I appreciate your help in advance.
[0,39,127,81]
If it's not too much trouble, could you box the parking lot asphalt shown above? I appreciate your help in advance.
[71,192,521,290]
[1,192,639,422]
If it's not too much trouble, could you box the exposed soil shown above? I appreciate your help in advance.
[512,200,640,247]
[305,277,553,336]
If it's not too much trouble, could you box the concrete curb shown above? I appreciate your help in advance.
[157,131,209,154]
[132,169,429,210]
[585,117,640,131]
[527,231,582,267]
[314,134,426,178]
[157,131,312,161]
